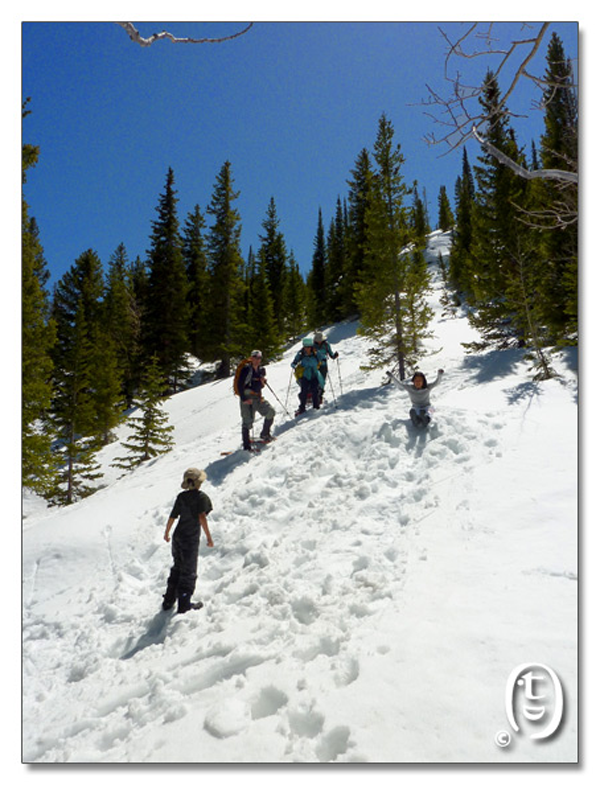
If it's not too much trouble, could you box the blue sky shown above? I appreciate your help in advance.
[22,21,578,285]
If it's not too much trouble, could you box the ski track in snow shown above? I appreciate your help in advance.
[22,232,577,763]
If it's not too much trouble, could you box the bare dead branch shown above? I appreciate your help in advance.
[471,125,578,184]
[116,22,254,47]
[420,23,556,154]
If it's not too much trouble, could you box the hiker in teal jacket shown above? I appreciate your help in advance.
[292,338,324,415]
[313,331,338,403]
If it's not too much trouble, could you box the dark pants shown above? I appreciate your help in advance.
[165,533,199,606]
[298,375,320,411]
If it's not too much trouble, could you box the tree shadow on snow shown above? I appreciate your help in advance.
[460,347,525,384]
[120,611,172,660]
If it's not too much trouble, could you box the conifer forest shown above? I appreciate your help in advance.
[22,32,578,505]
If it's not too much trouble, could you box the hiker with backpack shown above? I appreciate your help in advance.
[235,349,276,450]
[291,338,324,415]
[162,467,214,614]
[313,331,339,403]
[387,368,444,427]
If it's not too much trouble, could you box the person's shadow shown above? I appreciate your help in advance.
[120,611,173,660]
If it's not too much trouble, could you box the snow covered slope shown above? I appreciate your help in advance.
[22,231,578,763]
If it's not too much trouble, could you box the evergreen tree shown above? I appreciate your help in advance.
[536,32,578,341]
[246,245,280,359]
[104,243,142,407]
[182,205,211,360]
[409,183,430,248]
[126,255,149,397]
[144,168,190,392]
[51,251,108,503]
[205,161,246,377]
[437,185,454,231]
[355,113,417,378]
[112,355,175,470]
[448,148,475,295]
[467,73,540,354]
[325,197,347,322]
[404,248,434,356]
[282,252,307,340]
[307,208,327,327]
[258,197,288,336]
[22,123,58,496]
[345,148,374,316]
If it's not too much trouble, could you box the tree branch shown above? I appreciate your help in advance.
[116,22,254,47]
[471,125,578,183]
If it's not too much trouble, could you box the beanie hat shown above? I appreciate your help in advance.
[302,337,314,347]
[314,331,324,342]
[250,349,262,358]
[181,468,207,490]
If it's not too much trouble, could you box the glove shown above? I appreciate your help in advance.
[333,352,339,359]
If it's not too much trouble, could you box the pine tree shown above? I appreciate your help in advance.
[307,208,327,327]
[246,246,280,359]
[112,355,175,471]
[282,252,307,340]
[404,248,434,356]
[205,161,246,377]
[258,197,288,336]
[536,32,578,342]
[466,73,539,353]
[104,243,142,407]
[448,148,475,296]
[345,148,374,317]
[437,185,454,231]
[182,205,211,360]
[355,113,415,378]
[144,168,190,392]
[22,123,58,496]
[51,252,108,504]
[325,197,347,322]
[409,183,430,248]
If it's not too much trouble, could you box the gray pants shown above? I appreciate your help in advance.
[240,396,275,428]
[240,396,275,448]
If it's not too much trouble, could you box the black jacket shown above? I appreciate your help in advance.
[169,489,213,540]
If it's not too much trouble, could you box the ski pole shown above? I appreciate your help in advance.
[336,357,343,396]
[327,370,337,408]
[265,380,292,419]
[284,370,293,412]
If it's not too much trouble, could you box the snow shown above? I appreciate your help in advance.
[21,231,580,771]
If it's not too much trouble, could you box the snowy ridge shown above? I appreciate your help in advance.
[22,232,578,763]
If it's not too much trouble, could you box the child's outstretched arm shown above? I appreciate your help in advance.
[428,369,445,390]
[386,370,410,393]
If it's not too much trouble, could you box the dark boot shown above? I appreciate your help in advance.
[177,593,204,614]
[260,418,274,442]
[162,587,177,611]
[162,572,178,610]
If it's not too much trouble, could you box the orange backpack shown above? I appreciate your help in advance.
[233,358,252,396]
